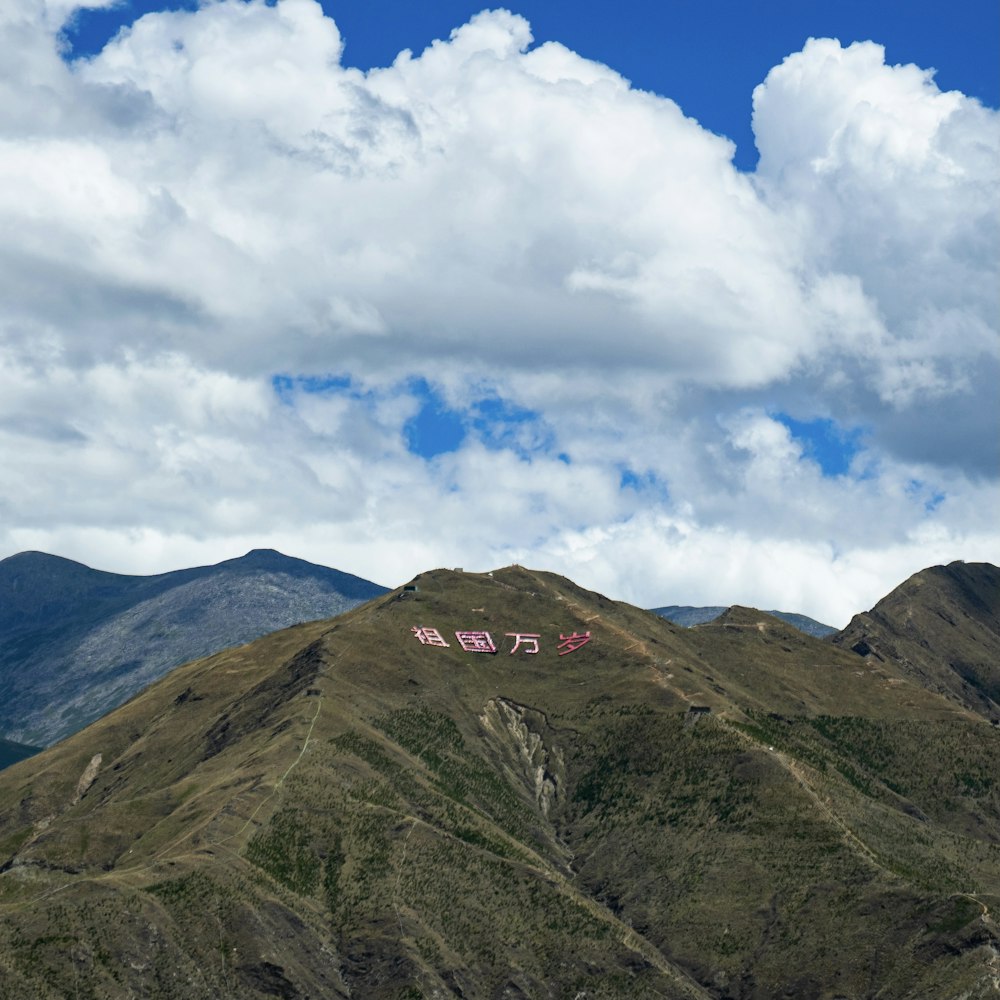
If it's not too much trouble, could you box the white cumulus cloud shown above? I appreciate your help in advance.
[0,1,997,624]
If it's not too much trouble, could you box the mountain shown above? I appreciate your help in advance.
[0,565,997,998]
[831,560,1000,721]
[0,549,387,746]
[0,737,40,771]
[652,605,836,637]
[650,604,729,627]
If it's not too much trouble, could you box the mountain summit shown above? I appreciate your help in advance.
[832,560,1000,720]
[0,564,997,997]
[0,549,387,746]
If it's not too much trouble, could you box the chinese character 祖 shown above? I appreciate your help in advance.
[506,633,541,655]
[455,630,497,653]
[411,626,450,647]
[556,631,591,656]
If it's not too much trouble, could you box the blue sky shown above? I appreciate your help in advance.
[65,0,999,175]
[59,0,997,467]
[1,0,997,623]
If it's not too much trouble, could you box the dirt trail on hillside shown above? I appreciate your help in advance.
[521,568,703,708]
[727,724,892,876]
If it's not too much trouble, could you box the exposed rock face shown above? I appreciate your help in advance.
[831,561,1000,720]
[0,549,386,746]
[479,697,565,818]
[71,754,102,806]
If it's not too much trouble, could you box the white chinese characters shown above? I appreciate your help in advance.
[454,631,498,654]
[411,627,591,656]
[506,632,540,655]
[410,626,450,647]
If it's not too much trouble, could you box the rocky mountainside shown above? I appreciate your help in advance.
[831,560,1000,721]
[652,605,835,636]
[0,549,387,746]
[0,565,997,998]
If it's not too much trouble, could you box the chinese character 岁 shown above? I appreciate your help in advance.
[556,631,591,656]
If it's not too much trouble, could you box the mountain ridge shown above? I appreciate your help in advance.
[0,548,387,746]
[831,560,1000,721]
[651,604,835,636]
[0,562,997,997]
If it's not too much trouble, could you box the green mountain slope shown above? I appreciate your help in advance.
[0,566,997,998]
[831,560,1000,720]
[0,548,387,746]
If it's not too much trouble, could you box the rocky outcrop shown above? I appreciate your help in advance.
[479,697,565,819]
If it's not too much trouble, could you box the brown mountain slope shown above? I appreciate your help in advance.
[831,561,1000,720]
[0,566,997,999]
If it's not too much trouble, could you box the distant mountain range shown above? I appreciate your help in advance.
[0,547,975,752]
[651,604,836,636]
[0,560,997,997]
[0,548,387,746]
[0,737,39,771]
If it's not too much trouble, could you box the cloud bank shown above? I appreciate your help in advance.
[1,0,997,624]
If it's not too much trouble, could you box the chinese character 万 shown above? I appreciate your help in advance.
[556,631,591,656]
[455,630,497,653]
[506,633,540,655]
[411,626,450,647]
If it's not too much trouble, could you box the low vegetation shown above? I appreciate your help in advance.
[0,562,996,997]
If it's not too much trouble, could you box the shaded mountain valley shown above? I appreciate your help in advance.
[0,738,39,771]
[0,561,998,998]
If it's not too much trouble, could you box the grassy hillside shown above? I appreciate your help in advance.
[0,566,996,998]
[832,560,1000,721]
